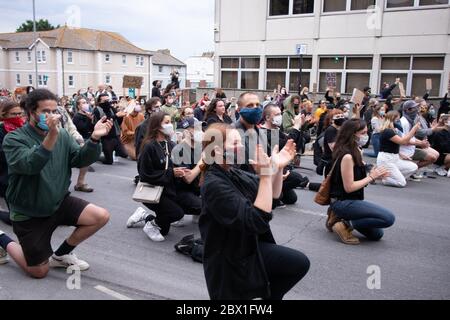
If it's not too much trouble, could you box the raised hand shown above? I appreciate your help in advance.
[92,116,113,140]
[249,144,272,176]
[47,114,62,135]
[370,165,390,180]
[271,139,296,171]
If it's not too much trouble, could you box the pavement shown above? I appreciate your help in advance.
[0,154,449,300]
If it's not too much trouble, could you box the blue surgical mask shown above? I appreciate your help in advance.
[379,111,386,117]
[240,107,263,125]
[36,113,49,131]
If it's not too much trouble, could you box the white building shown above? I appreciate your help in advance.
[0,26,152,97]
[149,49,186,89]
[214,0,450,97]
[185,52,215,88]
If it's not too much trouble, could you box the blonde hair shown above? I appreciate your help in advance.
[380,110,400,132]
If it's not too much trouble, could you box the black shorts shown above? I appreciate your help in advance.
[12,195,90,267]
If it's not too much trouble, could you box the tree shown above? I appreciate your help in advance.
[16,19,59,33]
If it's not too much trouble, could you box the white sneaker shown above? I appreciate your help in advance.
[49,253,90,271]
[113,151,119,163]
[410,173,423,181]
[435,167,447,177]
[143,221,165,242]
[126,207,151,228]
[447,168,450,178]
[171,217,188,227]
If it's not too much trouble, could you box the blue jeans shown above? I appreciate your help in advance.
[330,200,395,241]
[364,133,380,158]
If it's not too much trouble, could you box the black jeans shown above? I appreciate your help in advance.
[280,171,309,205]
[101,137,128,165]
[145,191,201,236]
[259,242,310,300]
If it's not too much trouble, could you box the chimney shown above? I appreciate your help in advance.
[158,49,171,55]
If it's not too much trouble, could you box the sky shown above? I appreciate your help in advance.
[0,0,215,61]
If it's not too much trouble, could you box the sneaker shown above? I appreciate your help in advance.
[0,247,8,265]
[49,253,90,271]
[126,207,151,228]
[435,167,447,177]
[143,221,165,242]
[171,217,189,227]
[74,184,94,193]
[325,207,341,232]
[332,222,360,245]
[447,168,450,178]
[174,234,195,256]
[113,152,119,163]
[410,174,423,181]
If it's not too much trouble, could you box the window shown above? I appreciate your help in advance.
[265,56,312,91]
[158,66,163,73]
[221,71,238,89]
[105,75,111,84]
[105,54,110,63]
[419,0,448,5]
[28,74,33,85]
[269,0,289,15]
[122,55,127,65]
[68,75,74,87]
[16,74,21,85]
[41,51,46,63]
[15,51,20,62]
[220,57,260,90]
[323,0,346,12]
[38,75,48,87]
[67,51,73,64]
[27,51,32,63]
[319,56,373,93]
[380,56,445,97]
[269,0,314,16]
[37,50,47,63]
[386,0,414,8]
[293,0,315,14]
[136,56,144,67]
[351,0,376,10]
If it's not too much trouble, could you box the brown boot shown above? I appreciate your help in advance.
[326,207,340,232]
[332,221,360,245]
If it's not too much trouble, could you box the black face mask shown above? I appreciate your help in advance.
[99,102,111,111]
[334,118,346,127]
[294,104,300,110]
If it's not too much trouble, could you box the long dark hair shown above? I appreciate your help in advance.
[204,98,221,120]
[140,112,169,153]
[332,119,366,166]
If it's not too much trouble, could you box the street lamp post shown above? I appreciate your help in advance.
[32,0,38,87]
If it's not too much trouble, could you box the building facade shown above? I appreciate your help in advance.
[0,27,152,97]
[214,0,450,97]
[186,52,215,89]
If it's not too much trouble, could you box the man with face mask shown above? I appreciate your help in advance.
[260,104,318,207]
[161,94,178,127]
[93,93,128,165]
[282,95,302,133]
[400,100,439,179]
[0,89,113,278]
[121,102,145,161]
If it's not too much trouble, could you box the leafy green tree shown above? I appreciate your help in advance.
[16,19,59,32]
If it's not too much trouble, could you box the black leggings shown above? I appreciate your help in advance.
[259,242,310,300]
[101,137,128,165]
[145,191,201,236]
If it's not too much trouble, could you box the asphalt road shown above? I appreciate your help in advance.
[0,155,449,300]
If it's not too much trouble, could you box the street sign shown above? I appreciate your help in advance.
[296,44,308,55]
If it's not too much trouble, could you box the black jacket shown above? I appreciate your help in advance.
[151,86,161,98]
[199,165,275,300]
[138,140,177,198]
[206,114,233,127]
[93,106,123,140]
[72,112,94,140]
[135,118,149,158]
[380,84,397,99]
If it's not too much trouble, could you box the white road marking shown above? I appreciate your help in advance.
[94,285,133,300]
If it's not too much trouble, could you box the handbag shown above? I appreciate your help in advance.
[132,142,169,204]
[314,159,338,206]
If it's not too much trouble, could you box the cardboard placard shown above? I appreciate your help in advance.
[398,82,406,97]
[350,88,365,105]
[426,79,432,91]
[326,72,337,88]
[123,76,143,89]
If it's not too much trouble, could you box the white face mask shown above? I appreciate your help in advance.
[272,115,283,127]
[357,134,369,147]
[134,105,142,113]
[161,123,174,137]
[81,104,90,112]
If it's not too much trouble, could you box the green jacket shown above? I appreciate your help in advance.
[3,124,101,221]
[282,95,301,133]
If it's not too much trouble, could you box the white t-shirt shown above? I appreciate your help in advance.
[399,117,416,158]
